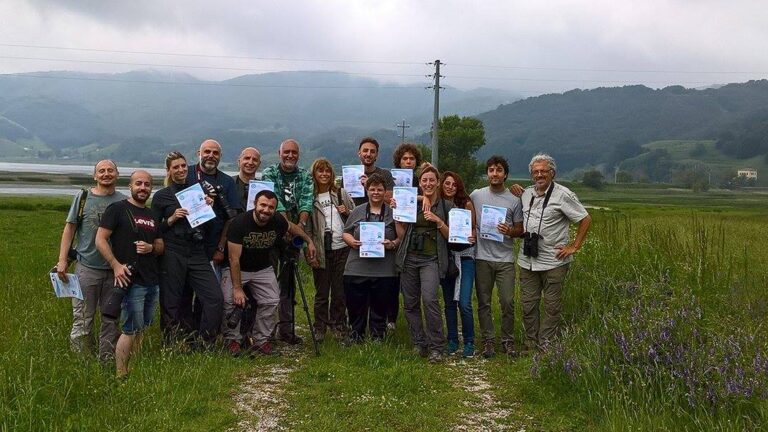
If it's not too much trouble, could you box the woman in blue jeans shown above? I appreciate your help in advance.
[439,171,477,358]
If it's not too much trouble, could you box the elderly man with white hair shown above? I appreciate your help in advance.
[518,153,592,354]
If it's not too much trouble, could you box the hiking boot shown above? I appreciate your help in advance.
[482,341,495,358]
[445,340,459,355]
[428,350,444,364]
[313,329,325,343]
[503,341,519,358]
[386,322,396,332]
[413,345,429,358]
[252,341,279,356]
[278,334,303,345]
[462,342,475,358]
[226,340,242,357]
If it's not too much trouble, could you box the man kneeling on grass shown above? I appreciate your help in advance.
[96,171,164,378]
[225,190,316,356]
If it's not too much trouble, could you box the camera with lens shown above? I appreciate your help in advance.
[522,232,543,258]
[201,180,238,220]
[102,263,135,319]
[324,229,333,252]
[409,231,426,252]
[226,303,249,329]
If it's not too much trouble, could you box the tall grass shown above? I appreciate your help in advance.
[533,211,768,430]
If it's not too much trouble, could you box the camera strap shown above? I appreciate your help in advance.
[365,203,386,222]
[524,181,555,236]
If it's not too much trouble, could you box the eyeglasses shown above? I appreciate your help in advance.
[531,169,552,176]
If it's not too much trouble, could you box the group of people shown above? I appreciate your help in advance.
[55,136,591,376]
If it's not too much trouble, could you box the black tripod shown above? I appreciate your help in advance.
[277,253,321,356]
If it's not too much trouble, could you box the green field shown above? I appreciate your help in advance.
[1,187,767,431]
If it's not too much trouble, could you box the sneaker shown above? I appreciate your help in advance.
[252,341,279,356]
[413,345,429,358]
[428,350,444,364]
[341,335,363,347]
[445,340,459,355]
[278,334,303,345]
[313,329,325,343]
[482,341,495,358]
[503,341,519,358]
[386,322,396,331]
[462,342,475,358]
[226,340,242,357]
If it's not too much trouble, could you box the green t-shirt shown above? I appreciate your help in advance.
[66,189,126,269]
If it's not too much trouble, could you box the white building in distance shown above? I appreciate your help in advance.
[737,168,758,180]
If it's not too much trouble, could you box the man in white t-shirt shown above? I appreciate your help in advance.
[518,153,591,353]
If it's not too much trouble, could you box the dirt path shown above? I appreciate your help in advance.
[446,357,530,431]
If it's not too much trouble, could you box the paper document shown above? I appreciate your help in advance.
[479,205,508,242]
[175,183,216,228]
[342,165,365,198]
[448,208,472,244]
[391,169,413,187]
[246,180,275,211]
[359,222,385,258]
[50,272,83,300]
[392,187,418,223]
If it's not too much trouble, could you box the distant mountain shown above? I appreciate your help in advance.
[0,69,519,164]
[476,80,768,175]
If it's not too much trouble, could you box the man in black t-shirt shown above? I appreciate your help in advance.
[226,190,315,355]
[96,170,164,378]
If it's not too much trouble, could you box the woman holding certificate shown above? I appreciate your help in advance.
[440,171,477,358]
[394,166,453,364]
[306,158,355,342]
[341,173,399,343]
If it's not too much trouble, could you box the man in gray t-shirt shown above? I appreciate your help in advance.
[56,160,125,360]
[469,156,524,358]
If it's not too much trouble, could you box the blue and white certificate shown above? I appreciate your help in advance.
[246,180,275,211]
[175,183,216,228]
[49,272,83,300]
[359,222,385,258]
[448,208,472,244]
[391,168,413,187]
[479,205,508,242]
[342,165,365,198]
[392,187,418,223]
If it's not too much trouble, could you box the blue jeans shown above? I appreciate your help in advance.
[441,258,475,345]
[121,283,159,335]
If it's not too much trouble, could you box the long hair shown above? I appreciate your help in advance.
[440,171,470,209]
[309,157,339,195]
[164,151,186,186]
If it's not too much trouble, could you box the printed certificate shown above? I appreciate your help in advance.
[246,180,275,211]
[392,187,418,223]
[359,222,385,258]
[342,165,365,198]
[448,208,472,244]
[49,271,83,300]
[175,183,216,228]
[391,168,413,187]
[479,205,508,242]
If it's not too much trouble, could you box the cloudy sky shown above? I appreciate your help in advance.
[1,0,767,95]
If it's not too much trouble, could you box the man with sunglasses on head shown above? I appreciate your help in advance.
[518,154,591,355]
[56,160,125,361]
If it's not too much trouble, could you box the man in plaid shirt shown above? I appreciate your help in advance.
[261,139,315,344]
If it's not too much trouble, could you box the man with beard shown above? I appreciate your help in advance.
[261,139,316,344]
[353,137,394,206]
[469,155,524,358]
[226,190,315,355]
[56,159,125,361]
[185,139,241,262]
[95,171,164,378]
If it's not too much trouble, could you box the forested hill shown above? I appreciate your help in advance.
[476,80,768,174]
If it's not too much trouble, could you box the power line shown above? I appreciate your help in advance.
[449,62,768,75]
[445,74,715,85]
[0,43,425,66]
[2,73,424,90]
[0,55,429,78]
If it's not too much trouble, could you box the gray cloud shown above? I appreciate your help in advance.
[3,0,768,94]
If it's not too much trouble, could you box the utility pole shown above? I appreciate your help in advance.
[429,59,442,168]
[396,119,410,143]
